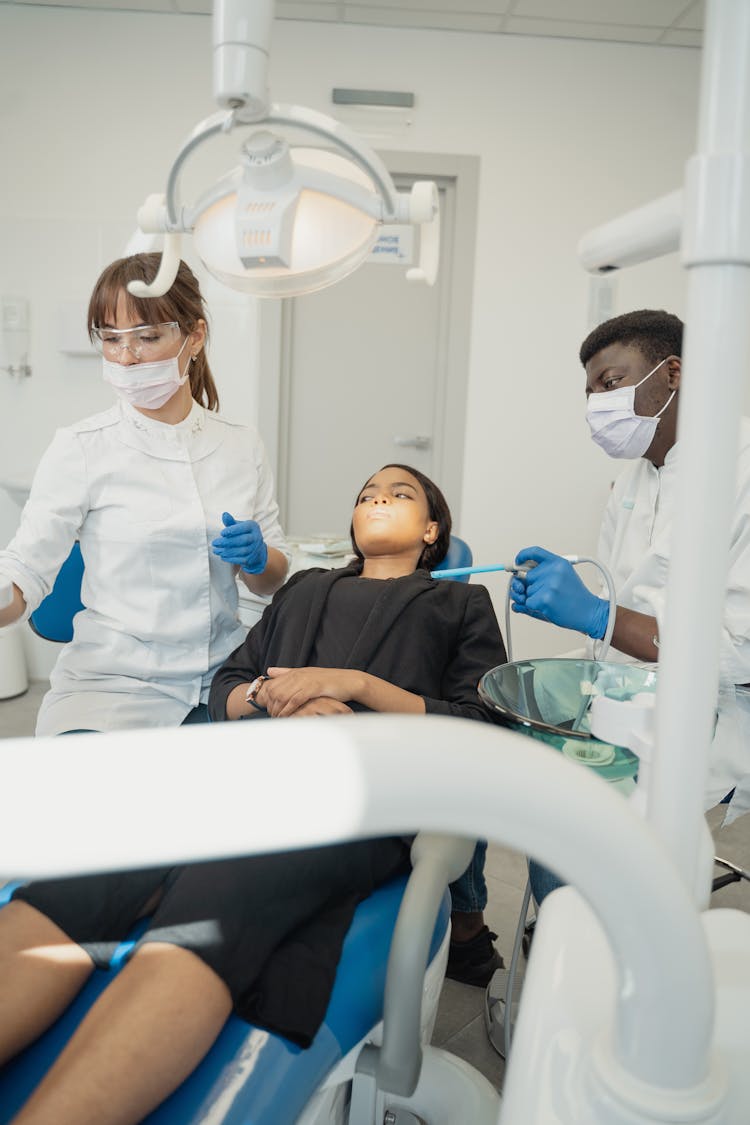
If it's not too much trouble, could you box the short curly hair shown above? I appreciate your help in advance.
[580,310,683,368]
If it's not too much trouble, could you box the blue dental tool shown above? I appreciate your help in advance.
[430,563,514,579]
[427,562,539,580]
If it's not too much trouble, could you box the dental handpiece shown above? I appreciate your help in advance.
[430,561,540,579]
[431,555,585,580]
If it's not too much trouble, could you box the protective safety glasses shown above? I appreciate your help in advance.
[91,321,182,361]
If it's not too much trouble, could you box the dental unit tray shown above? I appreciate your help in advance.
[296,538,353,558]
[479,658,657,784]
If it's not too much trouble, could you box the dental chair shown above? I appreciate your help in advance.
[434,535,471,579]
[27,537,471,645]
[28,541,84,643]
[0,839,466,1124]
[2,537,486,1124]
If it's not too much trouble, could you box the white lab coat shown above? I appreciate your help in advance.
[590,417,750,822]
[0,399,290,735]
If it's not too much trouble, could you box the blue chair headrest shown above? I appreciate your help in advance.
[433,535,472,582]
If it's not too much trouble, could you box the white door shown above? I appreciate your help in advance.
[275,157,478,540]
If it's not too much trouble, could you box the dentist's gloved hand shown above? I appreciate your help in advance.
[509,546,609,639]
[211,512,269,575]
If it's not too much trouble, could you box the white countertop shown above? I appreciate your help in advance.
[237,536,354,625]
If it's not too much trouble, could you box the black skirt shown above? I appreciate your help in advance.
[13,835,410,1047]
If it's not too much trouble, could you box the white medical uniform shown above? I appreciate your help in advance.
[590,417,750,822]
[0,399,290,735]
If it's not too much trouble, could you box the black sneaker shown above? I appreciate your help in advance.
[446,925,504,987]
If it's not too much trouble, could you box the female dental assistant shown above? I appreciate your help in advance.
[0,253,290,735]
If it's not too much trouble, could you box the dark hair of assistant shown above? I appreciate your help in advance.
[87,253,220,412]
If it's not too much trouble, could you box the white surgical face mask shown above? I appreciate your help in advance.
[586,358,675,460]
[102,336,191,410]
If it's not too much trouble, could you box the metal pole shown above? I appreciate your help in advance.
[647,0,750,894]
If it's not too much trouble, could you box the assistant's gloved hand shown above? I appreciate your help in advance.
[211,512,269,575]
[509,546,609,639]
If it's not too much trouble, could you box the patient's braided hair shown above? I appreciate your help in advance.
[349,463,452,575]
[88,253,220,412]
[579,309,683,369]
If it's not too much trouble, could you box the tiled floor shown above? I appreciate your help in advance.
[1,682,749,1098]
[0,679,47,740]
[431,841,528,1091]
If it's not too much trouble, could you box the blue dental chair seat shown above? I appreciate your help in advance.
[0,878,451,1124]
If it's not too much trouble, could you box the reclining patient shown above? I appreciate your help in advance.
[0,463,506,1125]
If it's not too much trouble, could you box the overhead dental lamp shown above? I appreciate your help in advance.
[129,0,439,299]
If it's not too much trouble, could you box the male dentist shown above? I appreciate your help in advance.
[511,309,750,825]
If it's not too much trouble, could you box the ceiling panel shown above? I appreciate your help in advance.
[342,0,511,12]
[271,2,338,18]
[661,27,702,46]
[511,0,691,27]
[504,17,662,44]
[3,0,705,48]
[676,0,704,30]
[341,5,504,33]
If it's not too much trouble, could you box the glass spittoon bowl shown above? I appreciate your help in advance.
[478,658,658,789]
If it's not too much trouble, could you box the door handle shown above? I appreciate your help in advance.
[392,435,431,450]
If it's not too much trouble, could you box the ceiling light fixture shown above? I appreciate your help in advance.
[129,0,439,299]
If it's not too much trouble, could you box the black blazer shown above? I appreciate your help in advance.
[209,564,507,722]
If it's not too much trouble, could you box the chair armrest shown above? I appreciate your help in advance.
[358,833,475,1098]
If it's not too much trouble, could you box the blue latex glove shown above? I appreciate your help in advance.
[211,512,269,575]
[509,546,609,639]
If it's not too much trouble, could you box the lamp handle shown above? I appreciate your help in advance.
[406,181,440,286]
[127,232,182,298]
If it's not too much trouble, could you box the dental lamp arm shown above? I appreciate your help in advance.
[577,189,682,273]
[127,229,182,299]
[126,113,234,296]
[0,715,714,1098]
[213,0,272,120]
[265,104,401,215]
[406,180,440,286]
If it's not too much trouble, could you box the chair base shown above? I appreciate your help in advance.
[484,964,525,1061]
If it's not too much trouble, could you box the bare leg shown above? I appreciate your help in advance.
[12,942,232,1125]
[0,901,94,1065]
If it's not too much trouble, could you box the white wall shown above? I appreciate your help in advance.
[0,6,700,669]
